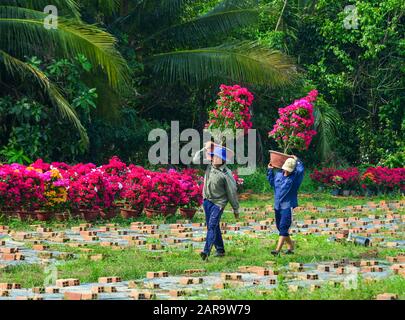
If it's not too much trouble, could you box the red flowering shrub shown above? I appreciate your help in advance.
[269,90,318,153]
[311,166,404,194]
[178,169,203,209]
[310,167,359,190]
[100,156,128,177]
[121,165,150,209]
[206,84,254,136]
[68,169,105,210]
[361,167,405,193]
[0,158,205,218]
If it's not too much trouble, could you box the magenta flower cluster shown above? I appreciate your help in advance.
[269,90,318,153]
[0,157,203,213]
[311,166,405,193]
[206,84,254,135]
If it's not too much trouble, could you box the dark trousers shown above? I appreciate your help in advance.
[275,208,292,237]
[203,200,225,255]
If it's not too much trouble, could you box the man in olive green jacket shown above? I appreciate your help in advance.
[193,142,239,261]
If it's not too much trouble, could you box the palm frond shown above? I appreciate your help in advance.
[148,41,297,86]
[146,3,260,44]
[79,0,120,16]
[117,0,199,30]
[314,99,341,161]
[0,49,89,145]
[0,5,129,90]
[0,0,81,18]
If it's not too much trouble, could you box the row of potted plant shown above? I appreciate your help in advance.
[0,157,203,222]
[310,166,405,196]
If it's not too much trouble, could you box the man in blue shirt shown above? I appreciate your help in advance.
[267,156,304,255]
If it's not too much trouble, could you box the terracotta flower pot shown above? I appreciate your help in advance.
[80,209,99,222]
[55,212,69,222]
[331,189,340,196]
[0,209,15,218]
[269,150,293,169]
[144,208,160,218]
[342,190,350,197]
[120,207,142,219]
[35,210,54,222]
[100,207,119,220]
[179,208,197,219]
[163,206,177,217]
[16,211,29,221]
[70,209,81,218]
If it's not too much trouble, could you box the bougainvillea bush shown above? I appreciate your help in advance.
[310,168,360,190]
[121,165,149,210]
[269,90,318,153]
[310,167,359,190]
[0,164,46,211]
[0,157,203,218]
[361,167,405,193]
[178,169,203,209]
[311,166,405,194]
[206,84,254,140]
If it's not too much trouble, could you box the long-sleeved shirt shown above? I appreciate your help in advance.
[193,148,239,213]
[267,160,305,210]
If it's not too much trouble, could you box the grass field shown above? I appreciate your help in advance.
[1,192,404,300]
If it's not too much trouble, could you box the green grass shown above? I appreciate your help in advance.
[1,191,403,231]
[0,192,404,299]
[1,233,403,290]
[216,276,405,300]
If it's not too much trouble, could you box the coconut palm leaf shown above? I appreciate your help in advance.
[1,0,81,18]
[117,0,200,30]
[0,49,89,144]
[0,5,129,90]
[314,99,341,160]
[146,4,260,44]
[148,41,297,86]
[79,0,120,16]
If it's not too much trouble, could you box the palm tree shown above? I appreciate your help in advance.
[0,0,129,144]
[116,0,298,86]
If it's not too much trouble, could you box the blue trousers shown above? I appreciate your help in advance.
[203,200,225,255]
[275,208,292,236]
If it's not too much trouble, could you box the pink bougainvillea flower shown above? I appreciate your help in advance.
[269,90,318,153]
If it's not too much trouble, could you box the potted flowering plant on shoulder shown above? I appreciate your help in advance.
[205,84,254,147]
[268,90,318,168]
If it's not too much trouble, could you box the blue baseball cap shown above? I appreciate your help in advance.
[209,146,228,162]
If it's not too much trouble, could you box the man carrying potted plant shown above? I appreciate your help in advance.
[267,155,304,256]
[193,141,239,261]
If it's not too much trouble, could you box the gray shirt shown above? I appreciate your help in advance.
[192,148,239,213]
